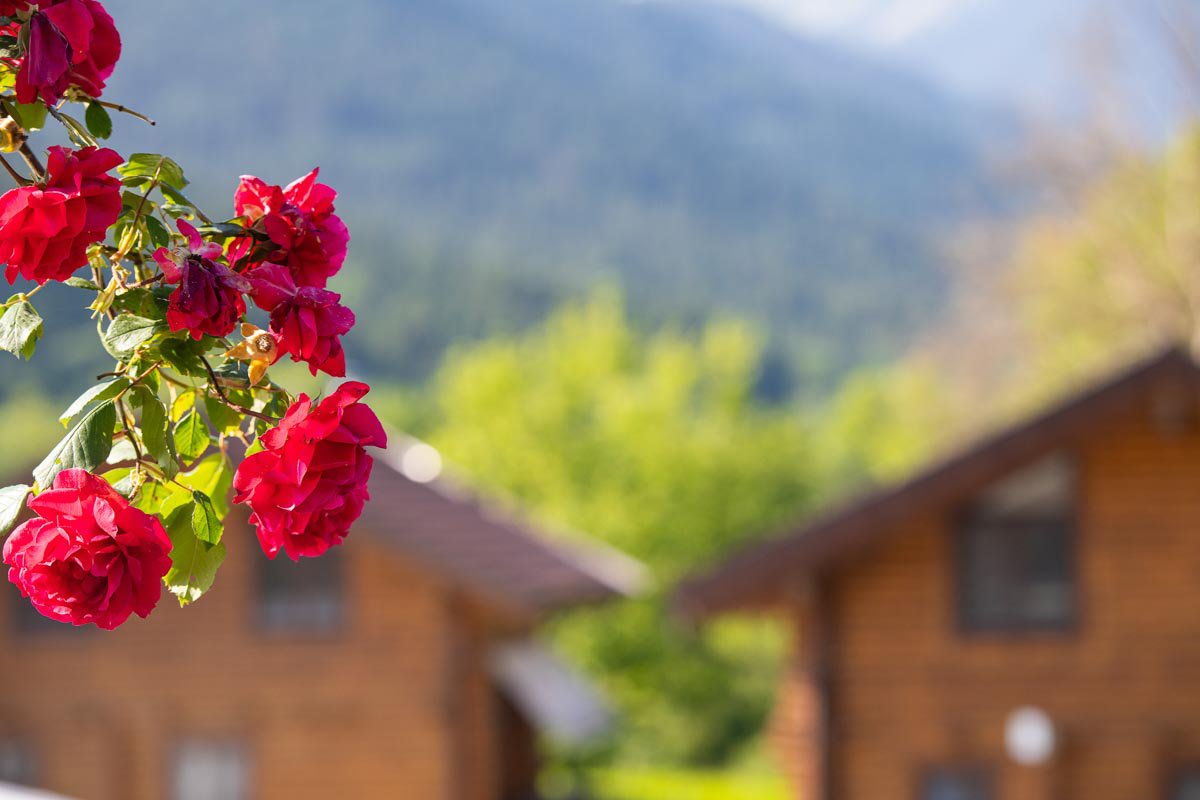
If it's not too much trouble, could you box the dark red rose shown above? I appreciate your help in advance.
[15,0,121,105]
[234,168,348,288]
[0,2,32,17]
[154,220,251,340]
[248,262,355,377]
[0,145,122,285]
[3,469,172,630]
[233,381,386,561]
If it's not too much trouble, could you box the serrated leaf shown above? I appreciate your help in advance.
[0,484,30,537]
[60,378,129,427]
[64,277,101,291]
[158,338,207,377]
[173,410,209,460]
[0,301,42,360]
[103,314,165,360]
[33,400,116,490]
[118,153,187,190]
[84,102,112,139]
[190,491,222,546]
[163,504,224,606]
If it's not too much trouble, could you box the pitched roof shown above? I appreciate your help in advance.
[676,346,1200,618]
[362,436,647,617]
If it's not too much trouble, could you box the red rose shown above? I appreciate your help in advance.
[248,262,355,377]
[154,220,251,340]
[0,145,122,285]
[15,0,121,105]
[233,381,386,561]
[3,469,172,630]
[234,168,348,288]
[0,2,32,16]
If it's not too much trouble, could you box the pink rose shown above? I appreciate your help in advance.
[234,168,348,288]
[0,145,122,285]
[3,469,172,630]
[248,262,355,377]
[233,382,386,561]
[15,0,121,105]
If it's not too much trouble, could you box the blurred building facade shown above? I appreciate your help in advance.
[0,443,641,800]
[680,347,1200,799]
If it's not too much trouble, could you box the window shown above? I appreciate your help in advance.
[0,739,36,786]
[922,768,990,800]
[257,550,343,632]
[957,456,1076,631]
[171,740,249,800]
[1173,769,1200,800]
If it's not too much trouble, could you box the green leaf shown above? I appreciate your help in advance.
[56,112,96,148]
[204,396,242,435]
[33,400,117,490]
[64,276,101,291]
[11,102,46,132]
[0,484,30,537]
[190,491,222,546]
[84,102,113,140]
[163,504,225,606]
[144,215,170,249]
[59,377,129,427]
[132,386,176,477]
[173,411,210,460]
[118,153,188,190]
[176,454,234,516]
[158,338,207,377]
[170,390,196,422]
[103,314,165,360]
[0,301,43,360]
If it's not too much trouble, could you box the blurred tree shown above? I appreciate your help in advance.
[416,292,814,766]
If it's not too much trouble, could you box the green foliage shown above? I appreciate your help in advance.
[60,377,129,427]
[33,399,116,490]
[0,484,30,537]
[584,767,788,800]
[0,301,43,360]
[418,293,812,765]
[163,502,226,606]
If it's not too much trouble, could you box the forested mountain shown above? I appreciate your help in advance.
[5,0,1009,398]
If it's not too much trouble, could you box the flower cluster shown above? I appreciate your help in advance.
[0,1,387,629]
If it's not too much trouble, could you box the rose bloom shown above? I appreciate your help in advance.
[15,0,121,105]
[248,262,355,377]
[0,145,122,285]
[234,168,349,288]
[0,2,31,15]
[233,381,387,561]
[155,220,251,340]
[3,469,172,630]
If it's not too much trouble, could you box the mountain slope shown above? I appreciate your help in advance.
[11,0,1003,395]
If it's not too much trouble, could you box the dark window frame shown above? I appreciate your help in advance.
[918,765,993,800]
[254,549,346,635]
[954,505,1079,634]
